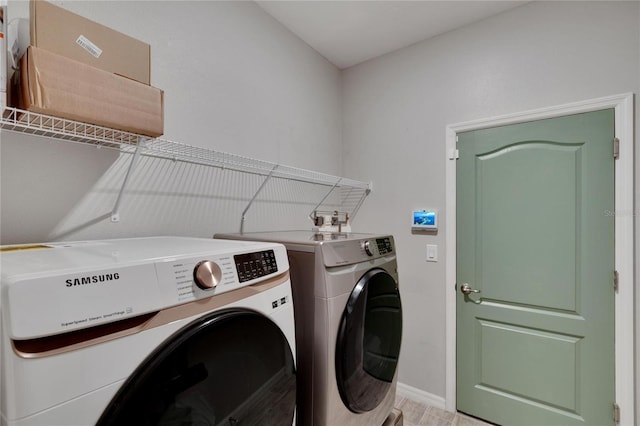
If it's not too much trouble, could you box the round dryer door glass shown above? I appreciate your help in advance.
[97,309,296,426]
[336,267,402,413]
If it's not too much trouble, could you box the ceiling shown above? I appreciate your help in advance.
[256,1,528,69]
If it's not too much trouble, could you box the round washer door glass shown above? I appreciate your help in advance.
[97,309,296,426]
[336,267,402,413]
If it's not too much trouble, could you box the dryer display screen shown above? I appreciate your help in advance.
[234,250,278,282]
[376,238,393,255]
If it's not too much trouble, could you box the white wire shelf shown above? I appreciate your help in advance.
[1,106,371,224]
[140,138,370,190]
[1,106,140,147]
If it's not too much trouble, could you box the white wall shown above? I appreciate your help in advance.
[342,0,640,406]
[1,0,342,244]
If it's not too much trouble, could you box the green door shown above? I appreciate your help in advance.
[456,110,615,425]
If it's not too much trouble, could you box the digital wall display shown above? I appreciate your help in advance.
[412,210,437,230]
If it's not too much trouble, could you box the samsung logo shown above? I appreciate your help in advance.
[65,273,120,287]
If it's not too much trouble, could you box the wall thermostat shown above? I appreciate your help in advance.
[412,209,437,231]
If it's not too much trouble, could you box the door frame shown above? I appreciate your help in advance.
[444,93,635,424]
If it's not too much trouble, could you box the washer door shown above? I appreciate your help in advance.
[97,309,296,425]
[336,267,403,413]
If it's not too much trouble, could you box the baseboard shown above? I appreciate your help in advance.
[396,382,447,411]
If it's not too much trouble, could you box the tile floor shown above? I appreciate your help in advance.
[395,395,495,426]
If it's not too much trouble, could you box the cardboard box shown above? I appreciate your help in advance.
[15,46,163,137]
[30,0,150,85]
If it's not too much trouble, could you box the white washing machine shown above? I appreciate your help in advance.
[0,236,296,426]
[215,231,402,426]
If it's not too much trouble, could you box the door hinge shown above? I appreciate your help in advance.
[450,136,460,160]
[614,270,619,292]
[613,402,620,424]
[613,138,620,160]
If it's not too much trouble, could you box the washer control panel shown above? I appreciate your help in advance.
[158,248,285,303]
[234,249,278,283]
[2,238,289,339]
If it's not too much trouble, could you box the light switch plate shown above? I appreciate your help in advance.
[426,244,438,262]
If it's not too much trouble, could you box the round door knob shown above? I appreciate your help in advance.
[193,260,222,290]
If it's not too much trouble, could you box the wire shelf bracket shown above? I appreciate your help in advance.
[111,138,148,222]
[240,164,278,233]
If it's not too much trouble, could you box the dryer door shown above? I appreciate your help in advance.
[97,309,296,426]
[336,267,403,413]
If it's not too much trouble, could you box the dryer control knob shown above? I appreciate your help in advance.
[194,260,222,290]
[362,240,374,256]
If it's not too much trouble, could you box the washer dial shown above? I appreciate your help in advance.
[193,260,222,290]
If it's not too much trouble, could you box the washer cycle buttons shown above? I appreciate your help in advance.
[193,260,222,290]
[234,250,278,283]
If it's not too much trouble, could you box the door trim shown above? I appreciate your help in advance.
[444,93,635,424]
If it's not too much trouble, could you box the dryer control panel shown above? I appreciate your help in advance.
[321,235,395,267]
[375,237,394,255]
